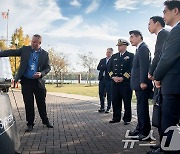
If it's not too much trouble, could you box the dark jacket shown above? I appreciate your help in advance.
[149,29,170,75]
[97,58,111,80]
[108,51,134,84]
[154,23,180,94]
[0,46,51,88]
[131,42,153,90]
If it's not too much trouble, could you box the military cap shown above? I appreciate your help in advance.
[116,39,130,46]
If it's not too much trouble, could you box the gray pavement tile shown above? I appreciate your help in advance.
[7,91,158,154]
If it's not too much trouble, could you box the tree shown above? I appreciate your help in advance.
[11,27,25,48]
[0,38,7,50]
[48,48,68,87]
[9,27,31,76]
[24,35,31,46]
[78,51,97,86]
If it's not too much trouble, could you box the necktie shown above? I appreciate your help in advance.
[106,59,108,64]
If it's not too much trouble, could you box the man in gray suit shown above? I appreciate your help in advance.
[154,1,180,153]
[129,30,153,140]
[0,34,53,132]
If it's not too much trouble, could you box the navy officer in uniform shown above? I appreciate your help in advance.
[108,39,134,125]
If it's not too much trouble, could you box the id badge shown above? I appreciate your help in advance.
[31,64,35,71]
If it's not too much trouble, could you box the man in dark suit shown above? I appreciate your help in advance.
[129,30,153,140]
[153,1,180,153]
[148,16,170,152]
[148,16,170,80]
[97,48,113,113]
[108,39,134,125]
[0,34,53,132]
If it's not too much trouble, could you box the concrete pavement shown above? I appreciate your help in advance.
[8,90,158,154]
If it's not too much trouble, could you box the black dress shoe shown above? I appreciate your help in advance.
[129,130,139,136]
[25,125,33,132]
[150,144,160,150]
[105,109,110,113]
[124,121,130,125]
[44,122,53,128]
[109,120,120,123]
[98,109,105,113]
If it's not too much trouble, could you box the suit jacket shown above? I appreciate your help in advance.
[154,23,180,94]
[108,51,134,84]
[131,42,153,90]
[0,46,51,88]
[97,58,111,80]
[149,29,170,75]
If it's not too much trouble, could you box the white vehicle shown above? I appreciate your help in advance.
[0,57,13,92]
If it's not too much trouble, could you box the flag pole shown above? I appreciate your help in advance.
[6,9,9,47]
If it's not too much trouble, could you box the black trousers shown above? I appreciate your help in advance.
[153,87,163,138]
[112,82,132,122]
[160,94,180,154]
[135,89,151,136]
[21,77,49,126]
[99,78,112,110]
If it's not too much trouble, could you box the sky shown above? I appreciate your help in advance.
[0,0,169,72]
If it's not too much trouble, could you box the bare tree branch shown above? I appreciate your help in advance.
[48,48,68,87]
[78,51,97,86]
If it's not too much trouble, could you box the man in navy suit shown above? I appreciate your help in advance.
[148,16,170,152]
[154,1,180,153]
[108,39,134,125]
[129,30,153,140]
[97,48,113,113]
[0,34,53,132]
[148,16,170,80]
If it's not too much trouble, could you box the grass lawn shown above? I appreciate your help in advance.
[46,83,99,97]
[45,83,138,103]
[16,83,152,104]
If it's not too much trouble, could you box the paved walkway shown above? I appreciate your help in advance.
[8,90,158,154]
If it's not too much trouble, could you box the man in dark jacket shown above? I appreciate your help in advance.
[148,16,170,80]
[108,39,134,125]
[129,30,153,140]
[0,34,53,132]
[97,48,113,113]
[154,1,180,153]
[148,16,170,152]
